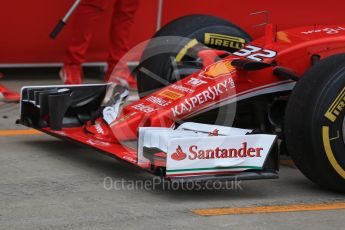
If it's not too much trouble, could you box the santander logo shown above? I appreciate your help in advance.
[208,129,219,136]
[171,145,187,161]
[170,142,263,161]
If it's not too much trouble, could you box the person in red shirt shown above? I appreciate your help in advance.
[60,0,139,88]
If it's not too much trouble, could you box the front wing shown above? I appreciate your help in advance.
[19,84,279,183]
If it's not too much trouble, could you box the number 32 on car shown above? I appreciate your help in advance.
[233,45,277,61]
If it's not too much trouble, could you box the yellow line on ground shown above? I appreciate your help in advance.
[192,202,345,216]
[0,129,43,136]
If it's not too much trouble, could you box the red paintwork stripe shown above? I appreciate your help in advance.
[187,80,294,118]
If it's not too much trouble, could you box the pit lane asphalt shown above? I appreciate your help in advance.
[1,69,344,230]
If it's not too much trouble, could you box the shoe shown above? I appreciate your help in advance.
[104,65,137,90]
[0,84,20,102]
[0,73,20,102]
[112,75,137,90]
[59,64,83,85]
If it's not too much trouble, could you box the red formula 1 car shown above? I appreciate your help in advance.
[19,15,345,192]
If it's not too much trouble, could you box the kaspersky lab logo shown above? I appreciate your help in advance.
[171,145,187,161]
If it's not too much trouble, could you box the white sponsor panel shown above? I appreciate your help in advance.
[138,122,275,177]
[166,134,276,177]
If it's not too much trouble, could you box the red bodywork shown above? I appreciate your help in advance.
[0,73,20,102]
[32,25,345,172]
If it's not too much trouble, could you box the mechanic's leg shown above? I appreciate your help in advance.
[105,0,139,88]
[61,0,110,84]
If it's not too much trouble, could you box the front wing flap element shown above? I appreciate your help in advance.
[20,84,109,130]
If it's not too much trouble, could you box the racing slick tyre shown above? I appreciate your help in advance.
[284,54,345,192]
[137,14,252,97]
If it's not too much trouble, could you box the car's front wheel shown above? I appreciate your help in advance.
[285,54,345,192]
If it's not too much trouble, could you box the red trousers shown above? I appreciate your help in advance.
[64,0,139,69]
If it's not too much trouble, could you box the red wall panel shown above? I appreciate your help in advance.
[0,0,158,64]
[161,0,345,38]
[0,0,344,64]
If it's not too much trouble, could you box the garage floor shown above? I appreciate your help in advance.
[1,69,345,230]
